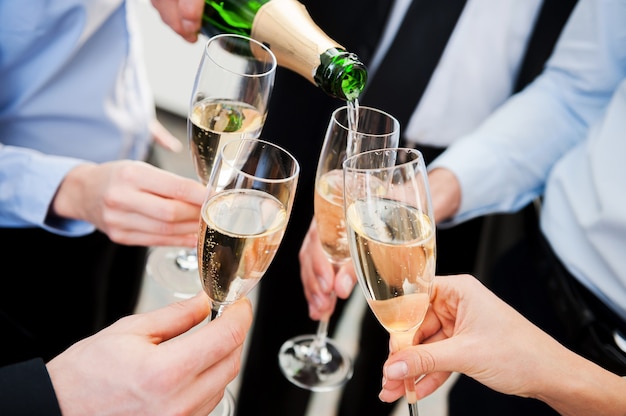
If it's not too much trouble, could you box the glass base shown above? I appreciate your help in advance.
[146,246,202,299]
[209,388,235,416]
[278,334,353,392]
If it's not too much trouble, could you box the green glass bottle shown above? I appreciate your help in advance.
[201,0,367,101]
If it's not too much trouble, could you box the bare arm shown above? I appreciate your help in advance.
[379,275,626,415]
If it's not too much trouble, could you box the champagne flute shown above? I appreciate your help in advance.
[278,105,400,391]
[343,148,436,416]
[147,34,277,299]
[200,137,299,415]
[199,137,299,317]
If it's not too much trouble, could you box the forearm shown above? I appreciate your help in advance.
[427,75,590,227]
[533,343,626,415]
[0,145,92,234]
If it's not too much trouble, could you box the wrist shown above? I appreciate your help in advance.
[427,168,461,223]
[532,344,626,415]
[51,163,96,221]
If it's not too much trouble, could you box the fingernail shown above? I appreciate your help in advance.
[312,294,324,310]
[317,275,329,292]
[182,19,197,34]
[386,362,408,379]
[168,140,183,153]
[339,273,353,294]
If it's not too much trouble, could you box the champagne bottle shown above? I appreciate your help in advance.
[201,0,367,101]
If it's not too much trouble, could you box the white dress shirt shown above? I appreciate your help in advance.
[369,0,543,147]
[431,0,626,320]
[0,0,154,236]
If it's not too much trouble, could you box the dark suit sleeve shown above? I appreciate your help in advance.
[0,358,62,415]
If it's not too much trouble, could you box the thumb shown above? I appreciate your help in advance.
[383,337,468,380]
[334,261,357,298]
[380,339,464,402]
[128,292,210,343]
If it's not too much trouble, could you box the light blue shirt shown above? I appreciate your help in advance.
[431,0,626,320]
[0,0,154,236]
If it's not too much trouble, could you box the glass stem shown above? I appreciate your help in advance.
[405,378,418,414]
[390,330,418,416]
[175,248,198,271]
[309,262,342,360]
[311,318,329,351]
[210,304,226,322]
[309,289,337,361]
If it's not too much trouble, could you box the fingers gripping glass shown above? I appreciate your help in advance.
[343,148,437,416]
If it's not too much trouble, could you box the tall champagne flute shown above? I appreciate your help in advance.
[278,105,400,391]
[343,148,436,416]
[200,137,299,416]
[199,137,299,317]
[147,34,277,299]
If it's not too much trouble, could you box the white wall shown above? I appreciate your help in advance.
[135,0,207,117]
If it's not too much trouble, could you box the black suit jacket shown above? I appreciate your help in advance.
[0,358,61,415]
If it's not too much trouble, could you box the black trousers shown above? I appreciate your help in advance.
[448,208,626,415]
[0,228,146,366]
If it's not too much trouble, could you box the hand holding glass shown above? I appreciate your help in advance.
[343,148,436,416]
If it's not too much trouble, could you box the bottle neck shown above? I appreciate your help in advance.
[251,0,367,100]
[314,48,367,102]
[200,0,368,100]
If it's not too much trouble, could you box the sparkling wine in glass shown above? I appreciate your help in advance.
[147,34,276,299]
[343,148,436,416]
[278,105,400,391]
[199,137,299,416]
[199,137,299,319]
